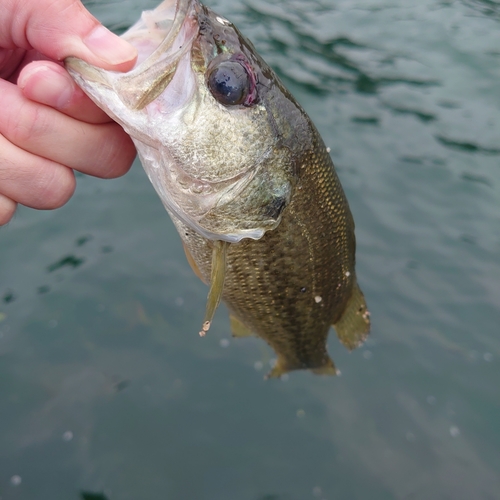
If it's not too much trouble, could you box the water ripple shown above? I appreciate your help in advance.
[436,136,500,155]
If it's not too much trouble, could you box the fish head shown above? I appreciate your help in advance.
[66,0,309,242]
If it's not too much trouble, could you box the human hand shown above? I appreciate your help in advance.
[0,0,139,225]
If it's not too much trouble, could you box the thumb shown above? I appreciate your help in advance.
[1,0,137,71]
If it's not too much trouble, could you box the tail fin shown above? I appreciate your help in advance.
[333,279,370,350]
[312,357,340,376]
[266,355,339,379]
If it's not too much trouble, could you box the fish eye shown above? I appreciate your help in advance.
[207,61,251,106]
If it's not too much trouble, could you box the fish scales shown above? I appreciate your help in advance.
[175,130,367,377]
[65,0,370,377]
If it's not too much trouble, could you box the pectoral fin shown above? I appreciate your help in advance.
[229,314,254,338]
[333,279,370,350]
[199,240,228,337]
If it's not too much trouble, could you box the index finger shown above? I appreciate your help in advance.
[18,60,112,124]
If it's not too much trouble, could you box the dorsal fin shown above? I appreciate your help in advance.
[333,279,370,350]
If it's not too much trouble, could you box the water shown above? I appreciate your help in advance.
[1,0,499,499]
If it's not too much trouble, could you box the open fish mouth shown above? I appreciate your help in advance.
[66,0,199,111]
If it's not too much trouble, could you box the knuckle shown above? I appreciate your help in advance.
[0,196,17,226]
[0,134,74,210]
[8,102,47,145]
[36,166,75,209]
[94,126,136,179]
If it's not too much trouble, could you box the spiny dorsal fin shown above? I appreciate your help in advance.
[333,279,370,350]
[229,314,254,338]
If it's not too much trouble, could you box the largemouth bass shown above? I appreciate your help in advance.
[66,0,370,377]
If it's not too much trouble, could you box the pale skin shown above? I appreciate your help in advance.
[0,0,139,226]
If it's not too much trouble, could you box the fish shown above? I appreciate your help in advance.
[65,0,370,377]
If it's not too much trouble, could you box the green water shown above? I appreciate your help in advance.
[1,0,499,499]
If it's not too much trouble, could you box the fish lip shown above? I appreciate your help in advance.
[65,0,198,100]
[65,57,112,88]
[129,0,196,69]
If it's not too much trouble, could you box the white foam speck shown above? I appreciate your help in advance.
[450,426,460,437]
[254,361,264,371]
[63,431,74,442]
[10,475,22,486]
[313,486,323,497]
[405,431,416,442]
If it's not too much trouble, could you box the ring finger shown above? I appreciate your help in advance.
[0,193,17,226]
[0,133,75,210]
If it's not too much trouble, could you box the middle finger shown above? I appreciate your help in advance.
[0,78,136,178]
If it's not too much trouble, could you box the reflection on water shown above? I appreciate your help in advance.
[1,0,499,499]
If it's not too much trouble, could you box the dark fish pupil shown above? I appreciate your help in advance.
[208,61,249,106]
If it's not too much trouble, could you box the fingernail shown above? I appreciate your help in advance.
[19,66,73,109]
[84,25,137,66]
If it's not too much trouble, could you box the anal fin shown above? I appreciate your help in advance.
[334,279,371,350]
[265,357,289,379]
[229,314,254,338]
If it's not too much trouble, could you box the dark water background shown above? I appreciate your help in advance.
[1,0,500,499]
